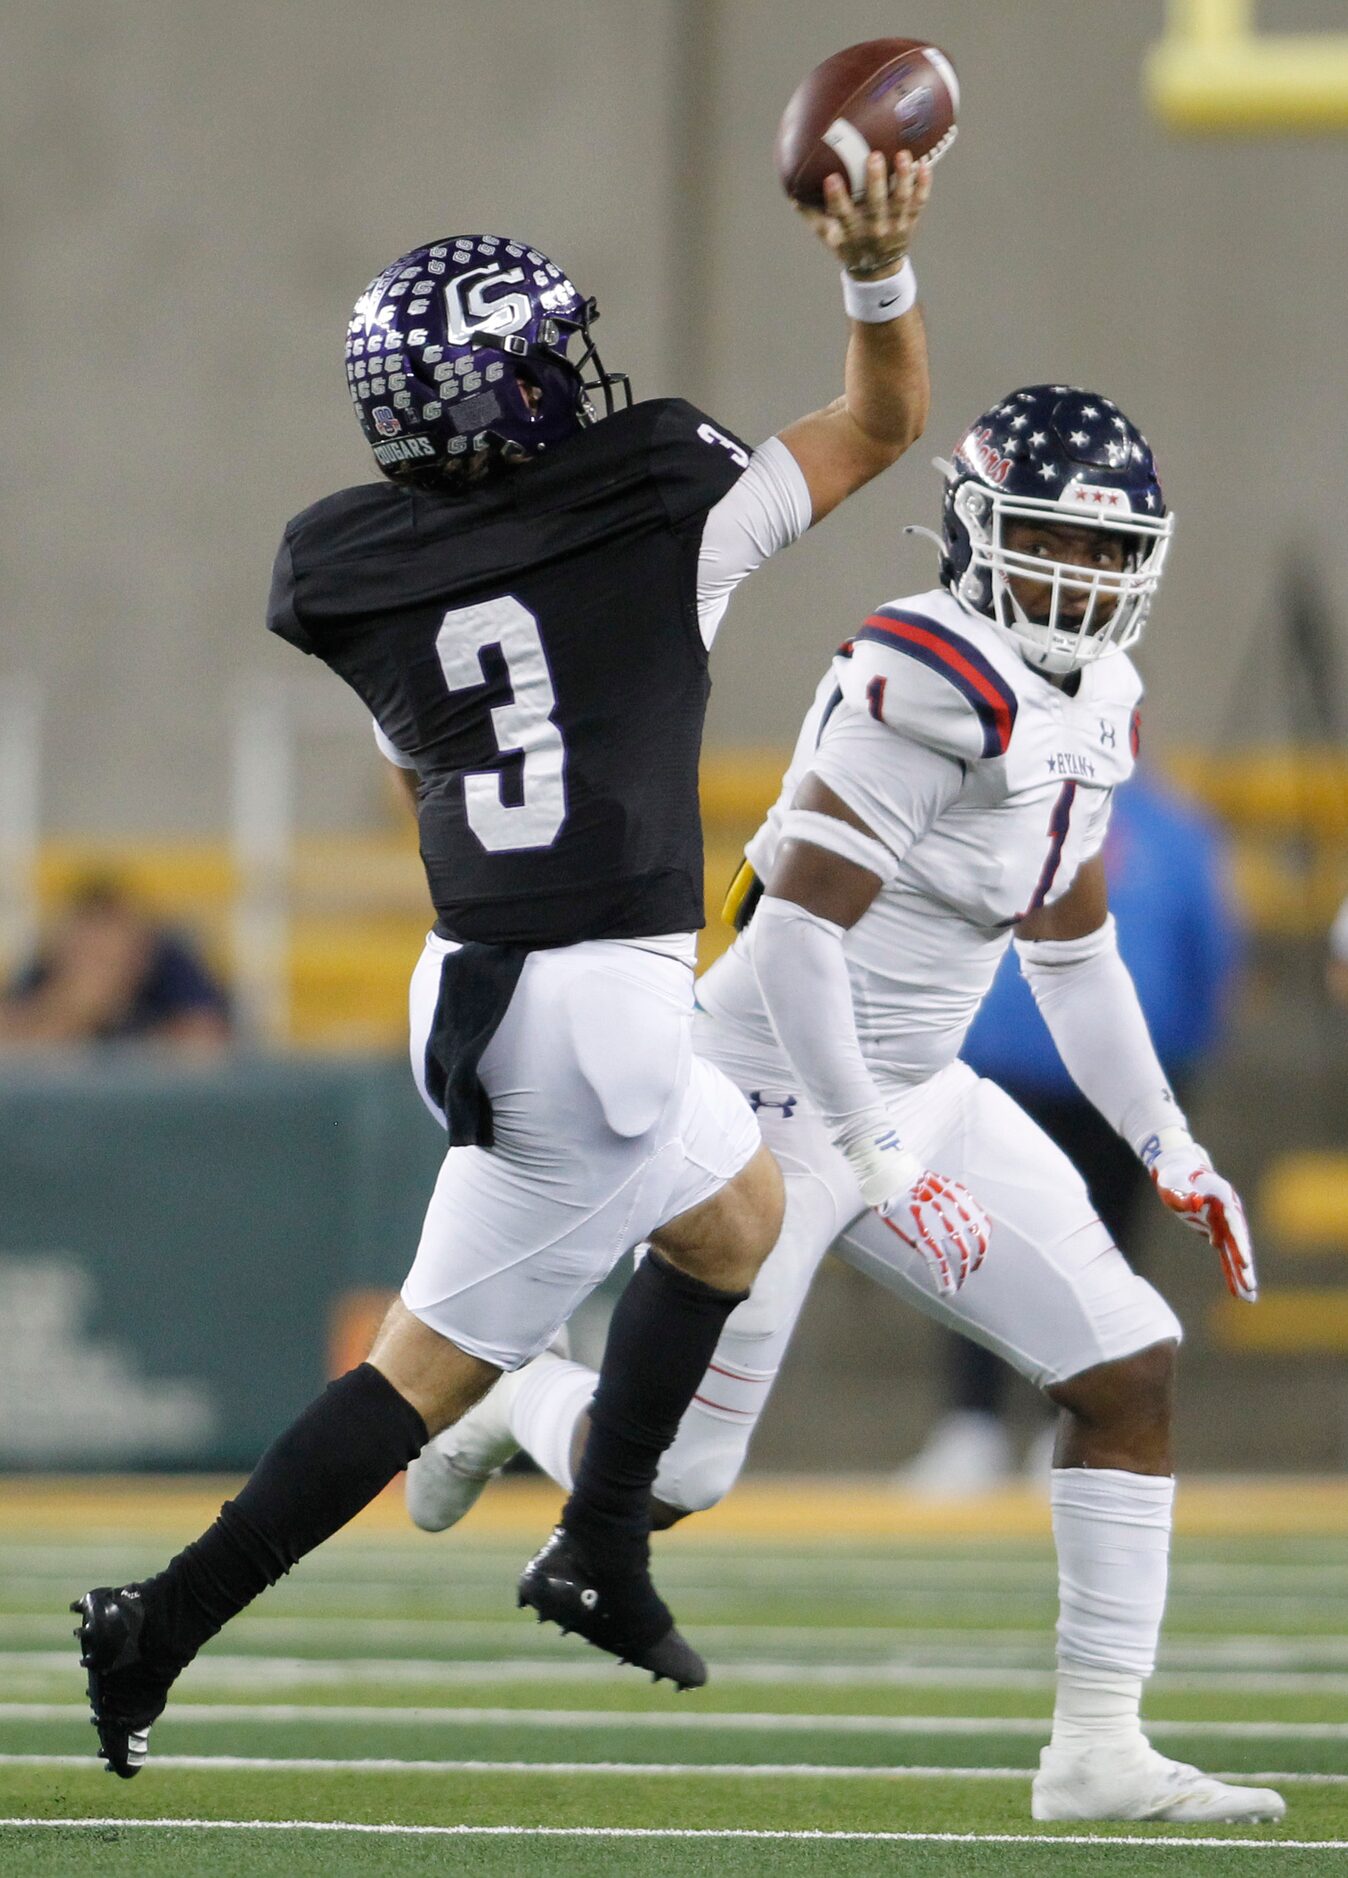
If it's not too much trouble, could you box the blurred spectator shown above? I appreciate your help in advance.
[1328,894,1348,1006]
[0,875,231,1053]
[898,768,1242,1493]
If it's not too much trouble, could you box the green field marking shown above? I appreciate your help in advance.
[0,1830,1340,1878]
[10,1555,1345,1602]
[6,1707,1348,1778]
[9,1614,1344,1654]
[11,1652,1348,1707]
[7,1666,1347,1723]
[4,1815,1341,1845]
[6,1703,1348,1739]
[4,1512,1342,1870]
[17,1547,1348,1586]
[4,1752,1346,1786]
[2,1810,1344,1840]
[0,1758,1337,1831]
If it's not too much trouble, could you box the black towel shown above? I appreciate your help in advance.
[424,942,530,1147]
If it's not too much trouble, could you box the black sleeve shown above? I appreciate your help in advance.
[265,530,315,654]
[649,400,754,530]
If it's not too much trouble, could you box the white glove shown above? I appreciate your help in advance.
[841,1125,990,1295]
[1149,1144,1258,1304]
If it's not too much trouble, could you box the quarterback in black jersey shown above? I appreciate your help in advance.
[73,154,934,1772]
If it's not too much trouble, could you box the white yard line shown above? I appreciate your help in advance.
[0,1751,1341,1784]
[7,1649,1348,1694]
[3,1702,1343,1739]
[5,1544,1345,1592]
[6,1612,1345,1652]
[11,1565,1346,1608]
[1,1818,1341,1848]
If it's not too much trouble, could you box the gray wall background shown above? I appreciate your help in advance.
[7,0,1347,834]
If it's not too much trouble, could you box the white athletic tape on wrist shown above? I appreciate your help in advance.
[841,258,917,323]
[1139,1127,1203,1174]
[842,1128,923,1209]
[778,808,898,884]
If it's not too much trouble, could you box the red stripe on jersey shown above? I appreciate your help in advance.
[863,614,1015,755]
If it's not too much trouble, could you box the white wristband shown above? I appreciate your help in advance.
[841,258,916,323]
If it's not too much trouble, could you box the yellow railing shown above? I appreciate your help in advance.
[1147,0,1348,131]
[15,745,1348,1044]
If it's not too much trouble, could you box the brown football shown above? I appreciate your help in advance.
[775,38,959,209]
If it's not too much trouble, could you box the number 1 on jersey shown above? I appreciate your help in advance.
[435,597,567,852]
[1024,780,1078,916]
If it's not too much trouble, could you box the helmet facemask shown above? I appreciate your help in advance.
[951,480,1174,676]
[924,386,1175,676]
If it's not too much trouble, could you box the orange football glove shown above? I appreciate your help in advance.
[1151,1148,1257,1303]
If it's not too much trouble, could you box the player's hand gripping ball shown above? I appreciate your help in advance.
[775,37,959,209]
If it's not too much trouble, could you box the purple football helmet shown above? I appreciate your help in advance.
[929,385,1175,674]
[346,235,630,485]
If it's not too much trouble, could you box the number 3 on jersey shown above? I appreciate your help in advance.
[435,597,567,852]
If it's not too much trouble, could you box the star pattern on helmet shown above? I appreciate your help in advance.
[1038,462,1057,480]
[1069,430,1089,446]
[1010,414,1027,429]
[1028,431,1046,448]
[1081,404,1098,418]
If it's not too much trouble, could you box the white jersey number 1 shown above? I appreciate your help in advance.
[435,597,567,852]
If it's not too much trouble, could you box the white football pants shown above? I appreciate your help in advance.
[651,1022,1180,1514]
[400,935,760,1372]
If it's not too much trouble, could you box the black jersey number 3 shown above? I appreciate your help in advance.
[436,597,567,852]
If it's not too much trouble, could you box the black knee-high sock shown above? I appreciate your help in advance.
[561,1250,748,1572]
[141,1364,427,1664]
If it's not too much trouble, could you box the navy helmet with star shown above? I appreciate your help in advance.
[932,385,1174,676]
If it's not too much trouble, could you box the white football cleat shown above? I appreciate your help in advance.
[1032,1741,1286,1823]
[405,1334,569,1534]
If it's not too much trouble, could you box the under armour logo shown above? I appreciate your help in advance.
[1099,719,1117,749]
[748,1091,798,1118]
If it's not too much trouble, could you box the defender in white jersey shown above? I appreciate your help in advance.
[410,386,1280,1826]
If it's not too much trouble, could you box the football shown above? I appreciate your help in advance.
[775,38,959,209]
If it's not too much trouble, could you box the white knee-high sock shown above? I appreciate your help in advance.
[1049,1466,1175,1752]
[507,1355,597,1494]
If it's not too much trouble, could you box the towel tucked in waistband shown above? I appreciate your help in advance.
[423,941,530,1148]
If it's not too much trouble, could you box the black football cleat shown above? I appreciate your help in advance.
[71,1585,178,1778]
[517,1527,707,1690]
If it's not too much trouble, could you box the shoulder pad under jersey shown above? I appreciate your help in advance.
[1089,647,1145,713]
[837,593,1023,762]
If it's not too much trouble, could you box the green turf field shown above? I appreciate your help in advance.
[2,1479,1345,1875]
